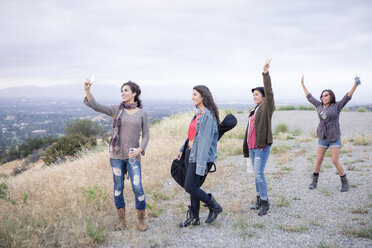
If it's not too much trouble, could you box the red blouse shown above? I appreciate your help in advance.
[188,115,201,141]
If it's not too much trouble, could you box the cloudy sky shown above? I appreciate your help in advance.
[0,0,371,103]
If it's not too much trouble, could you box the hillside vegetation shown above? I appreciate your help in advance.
[1,110,372,248]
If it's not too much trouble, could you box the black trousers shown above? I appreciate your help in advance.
[184,147,210,216]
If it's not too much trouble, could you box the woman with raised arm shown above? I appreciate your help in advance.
[301,75,359,192]
[178,85,221,227]
[84,80,149,231]
[243,59,275,216]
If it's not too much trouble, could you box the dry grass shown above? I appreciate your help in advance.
[276,154,294,165]
[275,132,291,141]
[341,145,354,154]
[0,112,193,247]
[299,136,312,142]
[352,135,372,146]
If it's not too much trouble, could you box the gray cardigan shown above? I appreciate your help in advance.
[84,96,150,161]
[307,93,351,142]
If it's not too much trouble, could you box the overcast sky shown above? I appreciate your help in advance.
[0,0,371,104]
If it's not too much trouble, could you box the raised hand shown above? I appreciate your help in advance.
[348,76,360,97]
[301,74,305,86]
[263,58,272,74]
[301,74,309,96]
[84,81,93,91]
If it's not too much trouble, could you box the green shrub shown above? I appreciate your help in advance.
[18,137,58,158]
[81,184,107,211]
[0,146,19,164]
[343,225,372,239]
[291,128,303,136]
[275,124,289,133]
[86,217,107,243]
[1,137,57,165]
[43,134,97,165]
[356,107,368,112]
[271,145,290,154]
[277,195,291,207]
[65,119,103,137]
[298,105,315,110]
[0,182,8,199]
[277,105,296,111]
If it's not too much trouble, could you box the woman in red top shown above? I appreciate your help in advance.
[177,85,220,227]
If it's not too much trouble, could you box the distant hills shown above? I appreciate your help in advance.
[0,84,122,101]
[0,83,194,102]
[1,84,371,108]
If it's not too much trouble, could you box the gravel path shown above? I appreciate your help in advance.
[100,111,372,248]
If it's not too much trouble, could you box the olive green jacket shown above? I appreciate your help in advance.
[243,72,275,157]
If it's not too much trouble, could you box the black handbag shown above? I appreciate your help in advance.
[171,114,237,188]
[171,140,216,188]
[171,140,188,187]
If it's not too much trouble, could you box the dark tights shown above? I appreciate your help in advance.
[184,148,210,216]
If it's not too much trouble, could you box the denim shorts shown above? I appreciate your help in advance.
[318,137,341,148]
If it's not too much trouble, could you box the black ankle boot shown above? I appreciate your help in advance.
[205,194,223,224]
[340,174,349,192]
[179,206,200,228]
[309,173,319,189]
[250,195,261,210]
[258,200,269,216]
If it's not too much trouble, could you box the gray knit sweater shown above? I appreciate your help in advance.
[306,93,351,143]
[84,96,150,161]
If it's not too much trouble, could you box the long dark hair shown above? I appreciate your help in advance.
[320,89,336,105]
[121,81,143,108]
[193,85,220,124]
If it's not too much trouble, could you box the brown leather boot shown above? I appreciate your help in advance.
[136,209,147,231]
[114,208,126,231]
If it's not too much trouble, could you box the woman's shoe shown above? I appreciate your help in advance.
[250,195,261,210]
[340,174,349,192]
[114,208,126,231]
[258,200,269,216]
[205,194,223,223]
[309,173,319,189]
[179,206,200,227]
[136,209,147,231]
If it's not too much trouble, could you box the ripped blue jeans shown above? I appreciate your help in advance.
[110,158,146,210]
[249,145,271,200]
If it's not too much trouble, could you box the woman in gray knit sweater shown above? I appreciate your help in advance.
[301,75,359,192]
[84,80,149,231]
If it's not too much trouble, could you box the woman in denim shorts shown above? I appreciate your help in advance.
[301,76,359,192]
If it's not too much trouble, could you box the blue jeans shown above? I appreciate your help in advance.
[249,145,271,200]
[110,158,146,210]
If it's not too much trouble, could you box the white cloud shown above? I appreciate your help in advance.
[0,0,371,103]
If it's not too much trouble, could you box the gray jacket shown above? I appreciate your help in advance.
[307,93,351,142]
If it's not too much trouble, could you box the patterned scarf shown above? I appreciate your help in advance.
[109,102,138,154]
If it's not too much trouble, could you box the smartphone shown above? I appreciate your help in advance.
[355,76,361,85]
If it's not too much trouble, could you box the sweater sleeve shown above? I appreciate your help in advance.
[83,95,118,118]
[336,93,352,112]
[306,93,322,108]
[263,72,275,111]
[139,110,150,155]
